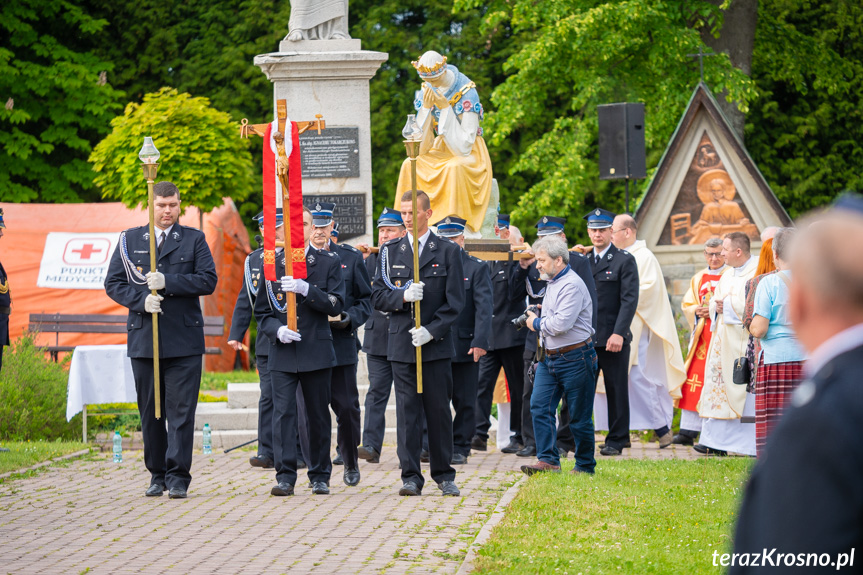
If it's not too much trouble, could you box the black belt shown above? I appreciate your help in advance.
[0,306,9,315]
[545,339,591,356]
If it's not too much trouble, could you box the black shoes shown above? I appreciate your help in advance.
[438,480,460,496]
[145,483,166,497]
[249,455,274,469]
[168,487,187,499]
[516,445,537,457]
[271,482,294,496]
[672,434,695,446]
[344,467,361,486]
[399,481,422,496]
[470,436,487,451]
[600,446,622,456]
[357,445,380,463]
[332,451,344,466]
[420,449,430,463]
[451,453,469,465]
[311,481,330,495]
[500,439,524,454]
[694,444,728,456]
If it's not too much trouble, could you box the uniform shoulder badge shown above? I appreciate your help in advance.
[307,253,316,265]
[328,294,338,306]
[470,255,483,264]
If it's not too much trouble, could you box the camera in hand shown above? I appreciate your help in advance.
[512,305,540,330]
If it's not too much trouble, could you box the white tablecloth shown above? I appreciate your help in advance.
[66,345,137,421]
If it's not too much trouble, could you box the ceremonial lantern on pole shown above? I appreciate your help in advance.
[402,114,424,394]
[138,137,161,420]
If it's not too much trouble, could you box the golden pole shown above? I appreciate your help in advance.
[404,139,423,394]
[145,170,161,419]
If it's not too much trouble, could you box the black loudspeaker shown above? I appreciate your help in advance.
[598,103,646,180]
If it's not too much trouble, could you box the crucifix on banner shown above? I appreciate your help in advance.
[240,101,325,331]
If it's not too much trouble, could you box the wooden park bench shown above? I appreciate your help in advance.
[29,313,225,361]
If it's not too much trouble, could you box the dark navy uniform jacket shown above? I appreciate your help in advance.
[371,232,465,364]
[228,248,270,357]
[451,250,492,364]
[0,259,10,347]
[487,261,527,351]
[590,244,639,347]
[328,240,372,367]
[361,253,389,357]
[254,246,345,373]
[105,224,217,358]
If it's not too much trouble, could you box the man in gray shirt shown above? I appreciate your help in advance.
[520,235,598,475]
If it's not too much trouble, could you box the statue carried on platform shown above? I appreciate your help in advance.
[286,0,350,41]
[395,51,493,234]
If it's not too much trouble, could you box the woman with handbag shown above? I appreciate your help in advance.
[748,228,807,457]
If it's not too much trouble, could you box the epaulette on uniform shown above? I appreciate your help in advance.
[324,250,336,257]
[469,254,483,264]
[340,243,360,254]
[381,236,402,248]
[179,224,205,234]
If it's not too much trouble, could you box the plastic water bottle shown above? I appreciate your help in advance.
[202,423,212,455]
[112,430,123,463]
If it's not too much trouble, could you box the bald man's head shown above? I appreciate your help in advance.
[508,224,524,247]
[611,214,637,249]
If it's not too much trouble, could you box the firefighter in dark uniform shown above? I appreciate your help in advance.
[306,202,372,487]
[227,209,285,469]
[104,182,218,499]
[434,216,492,464]
[510,215,598,457]
[0,208,10,375]
[254,206,345,496]
[357,208,406,463]
[371,191,465,496]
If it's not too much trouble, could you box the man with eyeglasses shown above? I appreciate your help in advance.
[676,238,726,445]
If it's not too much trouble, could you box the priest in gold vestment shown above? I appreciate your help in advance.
[396,51,492,233]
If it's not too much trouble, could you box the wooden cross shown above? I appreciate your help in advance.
[686,46,716,82]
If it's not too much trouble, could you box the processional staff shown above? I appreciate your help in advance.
[138,137,162,419]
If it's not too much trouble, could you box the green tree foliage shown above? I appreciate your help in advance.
[0,0,124,203]
[746,0,863,218]
[90,88,255,213]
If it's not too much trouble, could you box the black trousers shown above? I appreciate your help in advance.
[475,346,525,442]
[255,354,274,460]
[270,367,332,486]
[361,354,393,453]
[330,363,361,468]
[521,347,536,449]
[597,344,631,449]
[392,359,455,489]
[130,355,201,491]
[451,360,479,457]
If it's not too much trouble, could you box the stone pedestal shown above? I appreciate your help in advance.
[254,40,388,246]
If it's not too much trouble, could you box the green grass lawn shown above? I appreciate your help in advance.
[0,440,90,475]
[200,369,259,390]
[473,458,754,574]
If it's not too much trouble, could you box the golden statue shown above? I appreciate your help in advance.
[395,51,493,234]
[687,169,758,244]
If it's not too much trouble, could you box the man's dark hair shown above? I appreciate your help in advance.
[725,231,750,254]
[400,190,430,211]
[153,181,181,200]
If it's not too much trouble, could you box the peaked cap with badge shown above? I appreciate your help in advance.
[535,215,566,236]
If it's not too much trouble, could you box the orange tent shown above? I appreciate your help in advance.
[0,199,253,371]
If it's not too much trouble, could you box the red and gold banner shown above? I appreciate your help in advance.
[286,121,306,279]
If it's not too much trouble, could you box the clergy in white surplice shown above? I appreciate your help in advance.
[594,215,686,446]
[697,232,758,456]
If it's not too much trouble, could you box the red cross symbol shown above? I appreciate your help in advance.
[71,243,103,260]
[63,237,112,265]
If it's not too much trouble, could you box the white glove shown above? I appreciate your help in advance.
[403,282,424,303]
[281,275,309,297]
[144,294,163,314]
[277,326,302,344]
[146,271,165,290]
[410,326,433,347]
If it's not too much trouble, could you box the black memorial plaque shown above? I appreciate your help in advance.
[299,127,360,179]
[303,194,367,240]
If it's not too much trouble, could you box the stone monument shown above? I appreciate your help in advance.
[254,1,387,245]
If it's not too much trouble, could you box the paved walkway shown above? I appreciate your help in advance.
[0,441,697,574]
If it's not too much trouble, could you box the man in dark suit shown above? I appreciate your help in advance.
[105,181,218,499]
[357,208,406,463]
[306,202,372,486]
[510,215,597,458]
[255,206,345,496]
[371,190,465,496]
[583,208,638,456]
[472,219,528,454]
[434,216,492,464]
[731,196,863,573]
[227,210,285,470]
[0,209,10,375]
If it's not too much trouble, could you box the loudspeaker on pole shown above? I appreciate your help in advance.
[598,103,646,181]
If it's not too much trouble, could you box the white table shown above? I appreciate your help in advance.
[66,345,137,441]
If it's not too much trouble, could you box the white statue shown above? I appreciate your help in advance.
[286,0,351,41]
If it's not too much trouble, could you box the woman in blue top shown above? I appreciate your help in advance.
[749,228,806,457]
